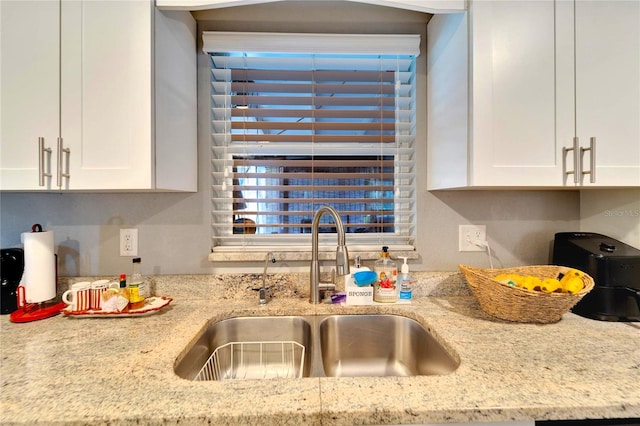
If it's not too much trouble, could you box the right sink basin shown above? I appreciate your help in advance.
[318,314,459,377]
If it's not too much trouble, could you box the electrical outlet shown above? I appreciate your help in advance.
[120,228,138,256]
[459,225,487,252]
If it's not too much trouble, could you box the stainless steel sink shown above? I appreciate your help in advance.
[318,314,459,377]
[174,314,458,380]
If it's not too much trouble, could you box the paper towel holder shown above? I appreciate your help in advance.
[9,223,65,323]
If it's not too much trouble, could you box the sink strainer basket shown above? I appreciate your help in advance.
[459,264,594,324]
[195,341,305,381]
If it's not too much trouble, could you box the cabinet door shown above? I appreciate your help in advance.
[60,0,153,190]
[0,1,60,190]
[471,0,564,187]
[574,0,640,186]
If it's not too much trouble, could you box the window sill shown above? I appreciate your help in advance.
[209,245,417,263]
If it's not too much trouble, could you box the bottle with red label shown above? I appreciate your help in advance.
[373,246,398,303]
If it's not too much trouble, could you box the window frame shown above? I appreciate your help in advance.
[204,32,420,255]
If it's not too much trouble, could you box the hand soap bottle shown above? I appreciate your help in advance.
[373,246,398,303]
[398,257,413,301]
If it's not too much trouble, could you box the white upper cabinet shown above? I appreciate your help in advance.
[60,1,154,191]
[557,0,640,187]
[0,1,197,191]
[0,1,60,190]
[471,0,562,187]
[427,0,640,189]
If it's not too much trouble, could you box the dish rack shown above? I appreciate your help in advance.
[195,341,305,381]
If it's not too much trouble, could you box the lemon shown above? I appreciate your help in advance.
[494,273,518,281]
[560,269,584,286]
[519,275,542,291]
[541,278,562,293]
[562,276,585,294]
[494,273,523,286]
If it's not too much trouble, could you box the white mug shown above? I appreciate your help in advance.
[62,281,91,312]
[90,280,119,310]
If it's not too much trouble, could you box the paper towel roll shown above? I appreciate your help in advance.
[21,230,56,303]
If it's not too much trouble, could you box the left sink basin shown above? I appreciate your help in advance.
[174,316,313,380]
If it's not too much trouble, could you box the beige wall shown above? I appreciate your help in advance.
[0,1,591,276]
[580,189,640,248]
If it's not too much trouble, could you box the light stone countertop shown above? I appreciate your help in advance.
[1,272,639,425]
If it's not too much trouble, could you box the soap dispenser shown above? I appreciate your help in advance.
[398,257,413,301]
[345,256,371,287]
[373,246,398,303]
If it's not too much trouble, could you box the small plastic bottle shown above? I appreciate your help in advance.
[100,274,128,312]
[398,257,413,301]
[129,258,146,310]
[373,246,398,303]
[116,274,130,312]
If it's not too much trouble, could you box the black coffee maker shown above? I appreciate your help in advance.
[1,248,24,314]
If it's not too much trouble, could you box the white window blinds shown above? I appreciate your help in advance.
[204,32,419,248]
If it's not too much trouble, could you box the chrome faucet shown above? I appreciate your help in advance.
[310,206,350,304]
[260,252,276,305]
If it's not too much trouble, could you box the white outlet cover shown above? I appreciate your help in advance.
[459,225,487,252]
[120,228,138,256]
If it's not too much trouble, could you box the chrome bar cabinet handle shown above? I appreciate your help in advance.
[38,137,52,187]
[581,137,596,184]
[563,137,580,184]
[57,137,70,187]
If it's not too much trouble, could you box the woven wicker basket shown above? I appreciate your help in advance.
[459,264,595,324]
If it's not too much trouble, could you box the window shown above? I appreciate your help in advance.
[204,32,419,250]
